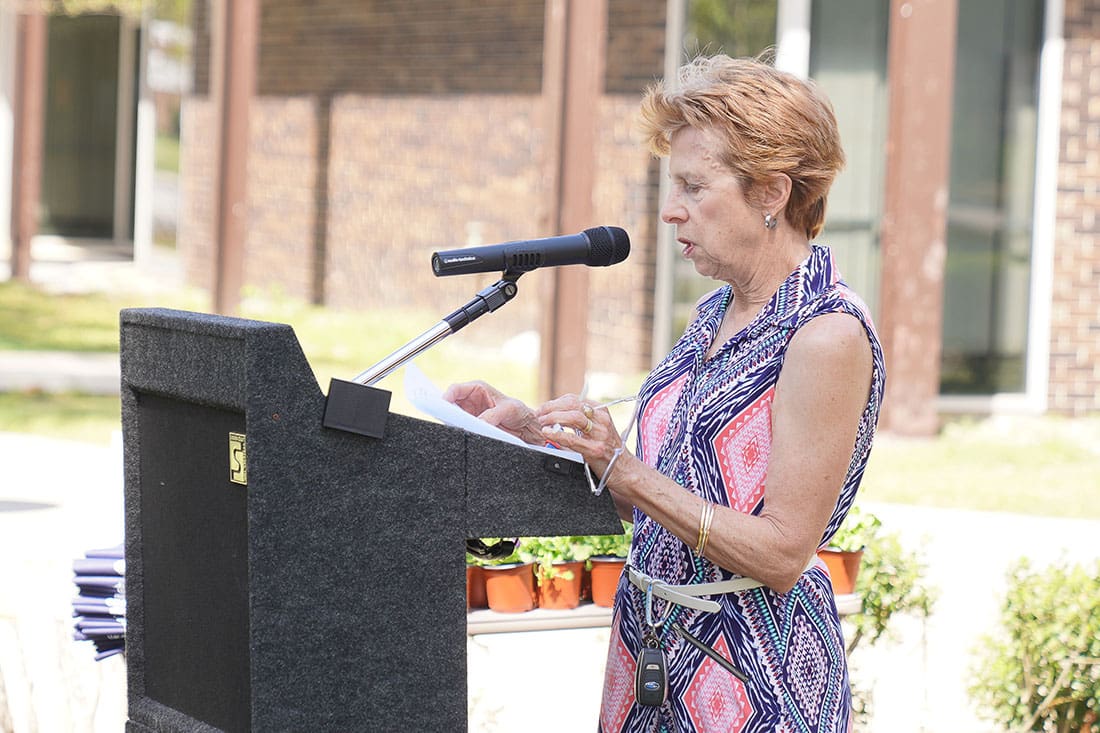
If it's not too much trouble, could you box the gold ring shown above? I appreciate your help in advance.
[582,404,594,419]
[582,417,594,434]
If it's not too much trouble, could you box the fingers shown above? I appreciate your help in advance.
[478,400,527,429]
[537,394,612,446]
[443,380,501,416]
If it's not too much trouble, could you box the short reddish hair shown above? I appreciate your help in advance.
[639,54,845,239]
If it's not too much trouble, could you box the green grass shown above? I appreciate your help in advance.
[861,417,1100,519]
[0,281,540,443]
[3,281,1100,520]
[0,280,203,352]
[0,391,121,444]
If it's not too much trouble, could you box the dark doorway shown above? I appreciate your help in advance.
[40,15,134,240]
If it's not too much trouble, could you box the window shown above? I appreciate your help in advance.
[941,0,1043,394]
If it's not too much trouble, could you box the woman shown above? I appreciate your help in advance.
[446,54,885,732]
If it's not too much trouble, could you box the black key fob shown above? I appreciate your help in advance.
[634,646,668,707]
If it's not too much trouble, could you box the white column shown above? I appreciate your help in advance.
[1016,0,1064,414]
[132,5,155,266]
[775,0,811,78]
[651,0,686,365]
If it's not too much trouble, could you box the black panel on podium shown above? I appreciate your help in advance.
[120,308,621,733]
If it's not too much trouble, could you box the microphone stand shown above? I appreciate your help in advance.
[322,273,522,438]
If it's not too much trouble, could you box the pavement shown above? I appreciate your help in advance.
[3,247,1100,732]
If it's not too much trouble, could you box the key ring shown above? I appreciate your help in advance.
[644,579,673,630]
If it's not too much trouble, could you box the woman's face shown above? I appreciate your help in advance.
[660,126,761,283]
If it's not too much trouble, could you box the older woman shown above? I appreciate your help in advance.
[446,54,884,732]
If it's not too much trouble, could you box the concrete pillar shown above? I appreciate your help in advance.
[877,0,958,436]
[9,10,47,282]
[213,0,259,315]
[538,0,608,400]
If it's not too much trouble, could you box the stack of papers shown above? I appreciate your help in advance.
[71,544,126,661]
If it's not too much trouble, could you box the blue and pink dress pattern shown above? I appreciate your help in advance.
[599,244,886,733]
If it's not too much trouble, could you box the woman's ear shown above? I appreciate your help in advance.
[758,173,793,215]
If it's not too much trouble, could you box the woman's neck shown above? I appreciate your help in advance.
[723,235,811,331]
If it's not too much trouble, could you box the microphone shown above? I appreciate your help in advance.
[431,226,630,276]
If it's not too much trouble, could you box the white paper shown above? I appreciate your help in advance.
[404,363,583,463]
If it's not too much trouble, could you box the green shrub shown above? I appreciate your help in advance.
[835,508,938,729]
[969,558,1100,732]
[846,528,938,654]
[826,504,882,553]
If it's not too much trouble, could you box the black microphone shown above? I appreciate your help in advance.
[431,226,630,276]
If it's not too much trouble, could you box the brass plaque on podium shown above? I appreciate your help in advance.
[229,432,247,485]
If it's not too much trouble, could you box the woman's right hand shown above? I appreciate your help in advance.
[442,381,544,445]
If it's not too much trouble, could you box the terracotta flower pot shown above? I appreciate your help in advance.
[466,564,488,609]
[588,556,626,608]
[817,548,864,595]
[483,562,537,613]
[536,561,584,610]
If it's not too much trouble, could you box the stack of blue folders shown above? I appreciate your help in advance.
[72,544,126,661]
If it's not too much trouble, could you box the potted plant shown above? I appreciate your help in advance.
[518,536,593,610]
[477,539,537,613]
[818,505,881,595]
[465,549,489,610]
[585,523,633,607]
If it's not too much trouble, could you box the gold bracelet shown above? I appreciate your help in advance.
[698,502,715,556]
[695,501,715,556]
[699,503,714,556]
[695,501,707,553]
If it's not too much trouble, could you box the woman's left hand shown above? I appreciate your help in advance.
[535,394,623,477]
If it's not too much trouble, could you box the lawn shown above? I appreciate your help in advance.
[0,279,540,441]
[2,280,1099,519]
[862,416,1100,519]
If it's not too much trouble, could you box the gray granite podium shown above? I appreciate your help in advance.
[120,308,621,732]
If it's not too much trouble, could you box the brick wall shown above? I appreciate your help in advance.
[179,0,666,376]
[1050,0,1100,415]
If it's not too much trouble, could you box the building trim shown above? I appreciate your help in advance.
[0,9,16,260]
[133,6,156,266]
[114,13,138,247]
[775,0,811,77]
[1019,0,1064,415]
[651,0,685,366]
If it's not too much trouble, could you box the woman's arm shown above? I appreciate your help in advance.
[537,312,873,593]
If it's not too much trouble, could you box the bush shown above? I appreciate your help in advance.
[846,528,938,654]
[836,506,938,729]
[969,558,1100,732]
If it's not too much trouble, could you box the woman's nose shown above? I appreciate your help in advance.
[661,193,685,224]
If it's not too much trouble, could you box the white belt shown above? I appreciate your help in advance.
[626,557,818,614]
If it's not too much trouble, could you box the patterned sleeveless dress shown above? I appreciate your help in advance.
[598,244,886,733]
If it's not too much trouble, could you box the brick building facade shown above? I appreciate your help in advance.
[179,0,665,376]
[3,1,1097,423]
[1050,0,1100,415]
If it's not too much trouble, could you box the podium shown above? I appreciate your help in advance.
[120,308,622,732]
